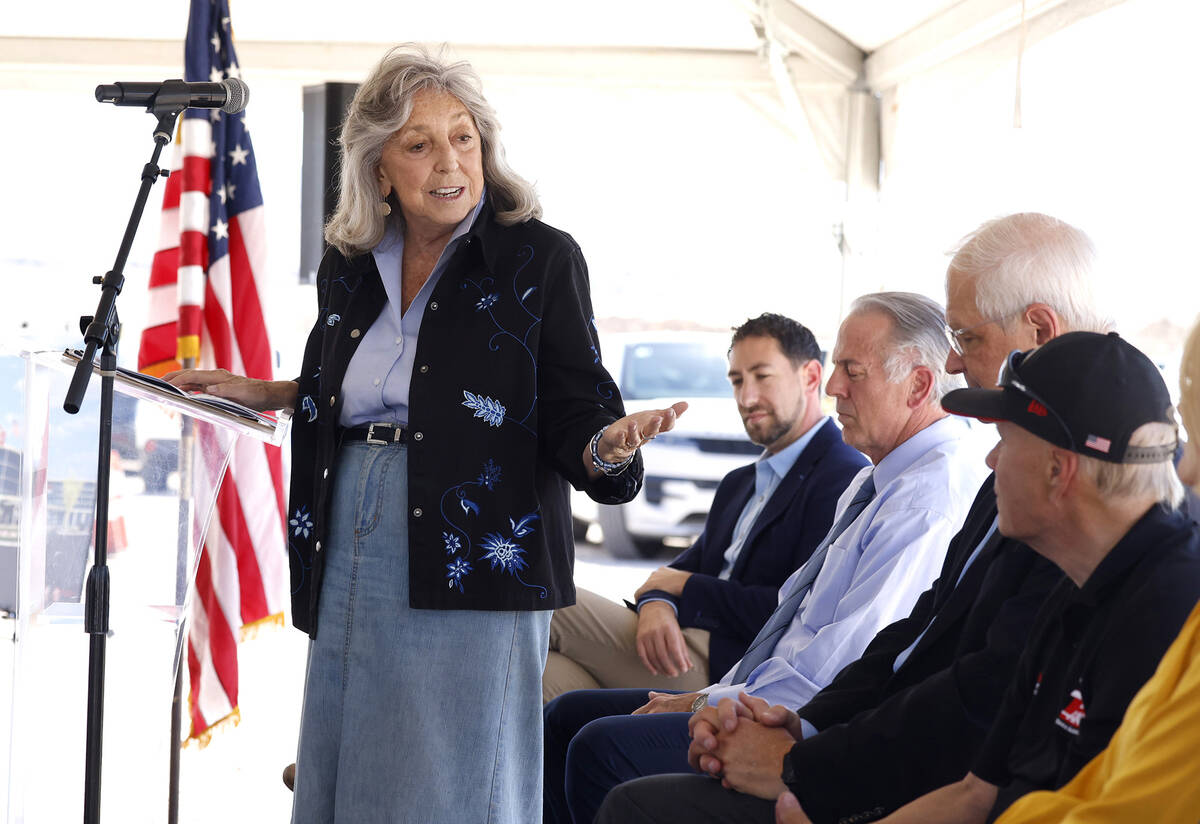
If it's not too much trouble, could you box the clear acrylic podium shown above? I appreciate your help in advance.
[0,350,289,823]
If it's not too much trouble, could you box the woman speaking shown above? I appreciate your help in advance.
[167,44,684,823]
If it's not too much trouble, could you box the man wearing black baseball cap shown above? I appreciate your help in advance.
[601,213,1108,824]
[870,331,1200,824]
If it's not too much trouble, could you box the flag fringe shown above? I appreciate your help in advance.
[240,611,285,642]
[185,705,241,749]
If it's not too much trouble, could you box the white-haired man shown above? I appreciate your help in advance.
[872,331,1200,823]
[600,213,1119,824]
[546,292,989,824]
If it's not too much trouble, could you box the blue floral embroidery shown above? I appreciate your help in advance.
[331,274,360,295]
[476,459,502,490]
[326,313,341,327]
[509,512,539,537]
[462,391,506,427]
[300,395,317,423]
[459,489,480,517]
[480,533,529,575]
[457,246,542,435]
[446,558,472,593]
[289,506,313,539]
[287,539,310,595]
[438,460,548,599]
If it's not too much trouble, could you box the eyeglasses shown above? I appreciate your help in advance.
[944,312,1019,356]
[998,349,1077,451]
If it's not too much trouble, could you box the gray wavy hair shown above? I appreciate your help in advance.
[850,291,963,402]
[324,44,541,256]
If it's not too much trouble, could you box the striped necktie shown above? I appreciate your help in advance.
[730,473,877,685]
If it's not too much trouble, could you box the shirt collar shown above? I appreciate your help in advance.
[1074,504,1192,606]
[871,415,969,489]
[377,185,488,254]
[458,192,510,272]
[758,416,828,482]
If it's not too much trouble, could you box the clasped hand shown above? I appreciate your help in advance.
[687,693,801,800]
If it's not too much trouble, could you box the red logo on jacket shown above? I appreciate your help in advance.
[1054,689,1086,735]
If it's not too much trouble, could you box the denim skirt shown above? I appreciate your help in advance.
[291,441,552,823]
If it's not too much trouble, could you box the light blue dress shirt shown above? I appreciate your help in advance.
[339,193,487,428]
[717,417,830,579]
[638,418,831,616]
[700,414,990,710]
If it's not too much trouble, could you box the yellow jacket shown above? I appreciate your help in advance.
[996,598,1200,823]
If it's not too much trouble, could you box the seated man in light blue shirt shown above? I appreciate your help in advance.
[544,314,868,704]
[543,292,990,824]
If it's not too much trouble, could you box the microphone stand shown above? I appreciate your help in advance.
[64,103,183,824]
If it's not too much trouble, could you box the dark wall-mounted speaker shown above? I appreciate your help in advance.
[300,82,359,284]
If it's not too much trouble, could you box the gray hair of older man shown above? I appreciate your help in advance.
[947,212,1109,334]
[849,291,963,402]
[324,43,541,256]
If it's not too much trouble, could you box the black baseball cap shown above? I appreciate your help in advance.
[941,331,1176,464]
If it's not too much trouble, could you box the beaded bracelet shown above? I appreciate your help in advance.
[590,424,635,476]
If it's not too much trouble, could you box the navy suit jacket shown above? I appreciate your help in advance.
[637,418,868,680]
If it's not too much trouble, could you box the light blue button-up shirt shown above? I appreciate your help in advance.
[339,193,487,428]
[639,418,831,616]
[701,414,990,710]
[718,417,830,579]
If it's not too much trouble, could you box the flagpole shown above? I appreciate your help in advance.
[141,0,288,789]
[168,353,196,824]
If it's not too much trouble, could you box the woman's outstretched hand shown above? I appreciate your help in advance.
[582,401,688,479]
[162,368,298,412]
[600,401,688,461]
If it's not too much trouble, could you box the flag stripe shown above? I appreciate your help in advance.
[138,0,285,745]
[227,212,273,378]
[215,471,269,622]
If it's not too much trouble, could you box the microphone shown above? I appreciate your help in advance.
[95,78,250,114]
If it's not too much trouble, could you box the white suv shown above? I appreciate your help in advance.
[575,331,760,558]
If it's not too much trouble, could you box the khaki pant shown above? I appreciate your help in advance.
[543,587,711,704]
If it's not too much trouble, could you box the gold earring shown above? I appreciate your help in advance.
[379,198,391,216]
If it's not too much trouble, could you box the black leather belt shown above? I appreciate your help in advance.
[342,422,408,444]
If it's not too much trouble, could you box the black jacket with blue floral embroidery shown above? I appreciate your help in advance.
[287,204,642,635]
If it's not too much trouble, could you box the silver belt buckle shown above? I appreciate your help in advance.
[366,422,388,445]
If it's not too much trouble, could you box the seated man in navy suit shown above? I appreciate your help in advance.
[543,313,868,703]
[596,213,1114,824]
[548,293,990,824]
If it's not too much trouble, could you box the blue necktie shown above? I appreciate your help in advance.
[730,473,877,685]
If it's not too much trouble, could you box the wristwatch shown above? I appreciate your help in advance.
[690,693,709,713]
[780,747,798,786]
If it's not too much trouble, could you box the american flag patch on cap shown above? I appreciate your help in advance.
[1085,434,1112,453]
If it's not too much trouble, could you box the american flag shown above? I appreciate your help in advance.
[138,0,287,744]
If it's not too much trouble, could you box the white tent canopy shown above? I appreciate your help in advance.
[7,0,1173,359]
[4,3,1200,821]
